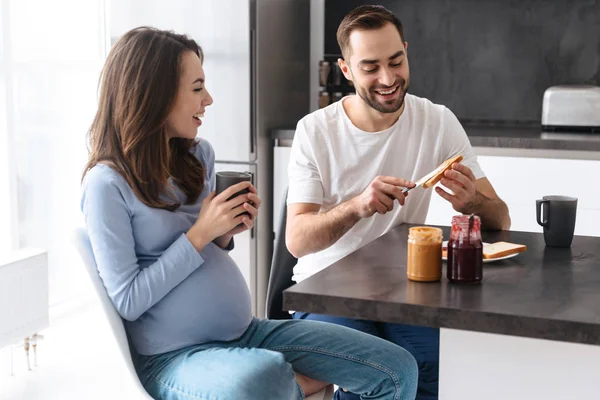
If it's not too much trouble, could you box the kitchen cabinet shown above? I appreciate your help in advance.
[426,156,600,237]
[274,142,600,238]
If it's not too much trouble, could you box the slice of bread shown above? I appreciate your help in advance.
[483,242,527,259]
[422,154,464,189]
[442,241,526,260]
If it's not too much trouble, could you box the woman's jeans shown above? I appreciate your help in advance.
[293,313,440,400]
[136,317,418,399]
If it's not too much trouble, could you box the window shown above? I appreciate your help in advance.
[0,0,108,306]
[0,1,16,254]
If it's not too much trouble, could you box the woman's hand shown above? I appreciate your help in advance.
[186,181,255,251]
[222,184,262,237]
[213,185,262,249]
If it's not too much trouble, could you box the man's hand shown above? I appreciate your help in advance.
[435,163,511,230]
[350,176,415,218]
[435,163,478,214]
[286,176,414,258]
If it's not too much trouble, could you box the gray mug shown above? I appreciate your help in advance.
[536,195,578,247]
[215,171,252,200]
[216,171,252,221]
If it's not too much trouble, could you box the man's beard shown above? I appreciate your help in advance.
[356,80,409,114]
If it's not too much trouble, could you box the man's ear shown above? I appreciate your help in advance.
[338,58,352,82]
[404,41,408,53]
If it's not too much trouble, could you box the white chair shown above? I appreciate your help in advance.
[73,226,332,400]
[72,226,153,399]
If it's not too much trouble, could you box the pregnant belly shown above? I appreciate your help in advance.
[149,243,253,342]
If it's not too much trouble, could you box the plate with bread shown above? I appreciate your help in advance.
[442,241,527,263]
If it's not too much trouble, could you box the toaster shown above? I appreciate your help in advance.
[542,85,600,131]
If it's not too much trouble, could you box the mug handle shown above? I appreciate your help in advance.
[536,199,548,227]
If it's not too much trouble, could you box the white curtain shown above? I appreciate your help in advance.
[0,1,17,253]
[0,0,108,307]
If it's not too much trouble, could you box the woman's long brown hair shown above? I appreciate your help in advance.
[83,27,205,211]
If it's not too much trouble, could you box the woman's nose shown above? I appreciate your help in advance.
[204,89,213,106]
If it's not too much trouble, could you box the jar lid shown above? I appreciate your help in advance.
[408,226,443,241]
[451,215,481,227]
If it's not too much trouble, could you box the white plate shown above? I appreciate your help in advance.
[442,241,520,263]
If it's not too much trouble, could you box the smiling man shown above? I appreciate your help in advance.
[285,5,510,400]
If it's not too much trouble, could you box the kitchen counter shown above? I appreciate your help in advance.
[282,223,600,398]
[272,125,600,154]
[283,224,600,345]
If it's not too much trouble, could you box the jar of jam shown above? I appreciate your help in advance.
[447,215,483,284]
[407,227,443,282]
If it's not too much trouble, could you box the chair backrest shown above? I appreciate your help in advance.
[72,226,153,399]
[265,188,298,320]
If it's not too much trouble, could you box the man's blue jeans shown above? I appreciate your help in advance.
[136,317,418,399]
[293,312,439,400]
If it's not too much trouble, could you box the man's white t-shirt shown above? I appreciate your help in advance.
[287,94,485,283]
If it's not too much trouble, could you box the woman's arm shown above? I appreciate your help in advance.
[213,234,234,249]
[82,174,204,321]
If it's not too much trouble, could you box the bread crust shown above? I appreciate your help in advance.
[422,155,464,189]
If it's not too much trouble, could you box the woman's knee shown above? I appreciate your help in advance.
[252,350,293,379]
[392,347,419,398]
[227,350,300,399]
[372,345,419,400]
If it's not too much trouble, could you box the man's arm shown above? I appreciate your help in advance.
[286,176,414,258]
[286,201,361,259]
[436,163,511,230]
[469,178,511,230]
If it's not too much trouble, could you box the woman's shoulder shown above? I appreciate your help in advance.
[192,137,215,164]
[82,163,133,202]
[85,163,125,185]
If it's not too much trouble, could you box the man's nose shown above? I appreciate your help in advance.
[378,67,395,87]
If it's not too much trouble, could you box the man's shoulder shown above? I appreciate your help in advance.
[406,93,448,117]
[299,101,340,127]
[296,101,343,141]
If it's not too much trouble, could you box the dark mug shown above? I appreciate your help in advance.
[215,171,252,200]
[536,195,577,247]
[216,171,252,222]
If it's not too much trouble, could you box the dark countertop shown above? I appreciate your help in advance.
[272,125,600,152]
[283,224,600,345]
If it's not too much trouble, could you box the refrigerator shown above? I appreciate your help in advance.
[107,0,311,317]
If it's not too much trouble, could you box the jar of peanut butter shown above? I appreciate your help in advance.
[407,227,443,282]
